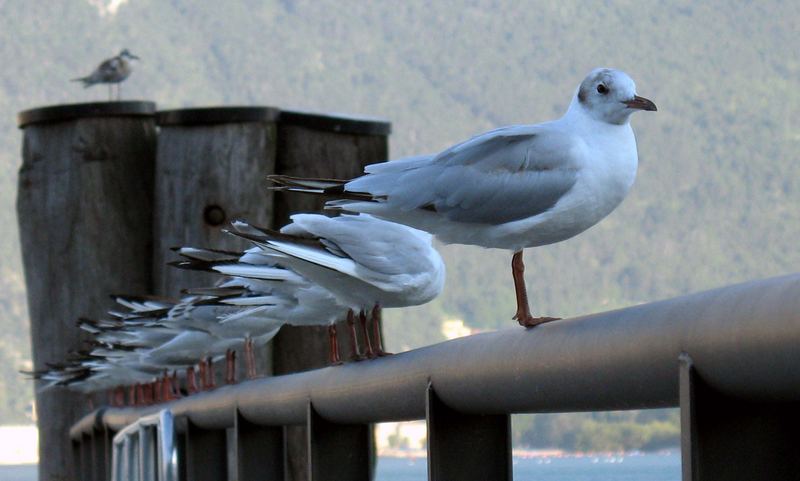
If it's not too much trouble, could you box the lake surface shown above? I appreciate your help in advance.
[0,453,679,480]
[376,452,680,481]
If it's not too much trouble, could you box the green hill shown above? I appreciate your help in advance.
[0,0,797,450]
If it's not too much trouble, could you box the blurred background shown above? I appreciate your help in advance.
[0,0,797,468]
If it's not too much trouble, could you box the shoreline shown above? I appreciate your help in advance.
[378,448,679,460]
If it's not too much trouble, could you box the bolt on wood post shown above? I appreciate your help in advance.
[273,110,390,481]
[16,101,157,481]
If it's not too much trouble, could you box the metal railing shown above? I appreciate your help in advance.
[111,410,177,481]
[70,273,800,481]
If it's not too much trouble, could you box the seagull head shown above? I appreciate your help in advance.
[574,68,656,125]
[119,49,140,61]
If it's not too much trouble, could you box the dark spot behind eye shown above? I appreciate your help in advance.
[597,84,608,94]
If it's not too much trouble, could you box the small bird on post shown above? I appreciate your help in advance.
[72,49,140,101]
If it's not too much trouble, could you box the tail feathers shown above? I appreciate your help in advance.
[266,175,378,202]
[268,175,347,190]
[70,77,93,88]
[173,246,243,263]
[168,259,232,273]
[182,286,248,298]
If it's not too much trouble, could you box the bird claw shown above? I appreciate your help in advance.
[515,314,561,328]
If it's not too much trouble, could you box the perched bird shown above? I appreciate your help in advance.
[72,48,139,100]
[173,246,347,365]
[269,68,656,327]
[226,213,446,360]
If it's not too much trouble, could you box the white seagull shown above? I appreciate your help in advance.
[226,213,446,359]
[72,48,139,100]
[173,246,347,365]
[269,68,656,327]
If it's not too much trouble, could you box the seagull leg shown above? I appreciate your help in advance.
[359,310,376,358]
[154,379,162,404]
[244,336,258,379]
[206,356,216,390]
[162,375,172,401]
[186,367,198,395]
[328,324,343,365]
[512,250,560,327]
[371,304,392,356]
[225,349,237,385]
[347,309,364,361]
[171,371,181,399]
[198,360,208,391]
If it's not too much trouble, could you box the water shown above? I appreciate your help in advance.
[0,453,679,480]
[0,465,36,481]
[376,452,680,481]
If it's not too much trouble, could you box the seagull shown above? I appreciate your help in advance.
[72,48,139,101]
[225,213,446,359]
[268,68,656,328]
[173,246,348,365]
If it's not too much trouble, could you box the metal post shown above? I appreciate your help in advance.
[183,420,228,481]
[426,383,512,481]
[233,409,286,481]
[680,354,800,481]
[307,402,372,481]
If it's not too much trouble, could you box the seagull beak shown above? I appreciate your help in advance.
[623,95,657,111]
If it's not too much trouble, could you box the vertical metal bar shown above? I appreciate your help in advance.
[307,401,371,481]
[680,353,698,481]
[81,433,93,481]
[234,409,286,481]
[426,382,512,481]
[104,428,116,481]
[184,420,228,481]
[176,428,188,481]
[679,353,800,481]
[90,428,108,481]
[72,439,82,481]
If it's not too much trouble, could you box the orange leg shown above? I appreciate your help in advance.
[359,310,376,358]
[347,310,364,361]
[371,304,391,356]
[511,250,560,328]
[328,324,343,365]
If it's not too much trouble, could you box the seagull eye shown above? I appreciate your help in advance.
[596,84,608,94]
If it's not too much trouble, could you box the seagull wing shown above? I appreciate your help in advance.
[347,124,582,225]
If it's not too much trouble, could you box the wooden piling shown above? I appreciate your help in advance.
[16,101,157,481]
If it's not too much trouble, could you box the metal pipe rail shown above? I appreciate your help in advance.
[70,273,800,481]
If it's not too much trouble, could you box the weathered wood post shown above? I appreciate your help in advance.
[152,107,281,297]
[16,101,157,481]
[273,110,391,481]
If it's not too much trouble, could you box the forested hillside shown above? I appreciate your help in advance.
[0,0,797,450]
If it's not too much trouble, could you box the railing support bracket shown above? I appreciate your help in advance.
[426,382,512,480]
[680,353,800,481]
